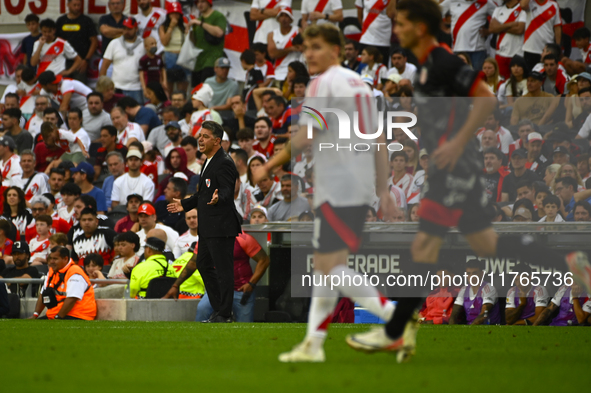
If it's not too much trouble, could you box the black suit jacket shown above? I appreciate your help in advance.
[181,147,242,238]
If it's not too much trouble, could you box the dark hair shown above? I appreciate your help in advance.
[542,194,561,207]
[40,121,58,139]
[2,107,21,120]
[362,46,383,64]
[84,253,104,268]
[483,147,504,161]
[49,167,66,178]
[574,200,591,216]
[162,11,185,35]
[579,87,591,96]
[43,193,55,206]
[25,13,40,23]
[396,0,442,36]
[391,47,406,57]
[68,107,83,120]
[87,91,104,102]
[292,33,303,46]
[274,137,289,146]
[162,106,180,118]
[516,180,533,191]
[114,231,141,252]
[573,27,591,40]
[390,151,409,162]
[465,259,485,270]
[4,93,19,105]
[534,185,550,197]
[252,42,267,54]
[0,220,11,237]
[344,39,359,50]
[80,207,98,219]
[128,141,144,154]
[101,125,118,137]
[232,148,248,165]
[261,90,277,100]
[513,198,535,218]
[544,42,562,58]
[513,262,532,275]
[254,116,272,129]
[171,90,186,99]
[39,18,57,30]
[181,135,197,148]
[50,246,70,258]
[367,206,377,217]
[76,195,97,211]
[117,96,140,109]
[270,95,286,108]
[247,156,267,186]
[236,127,255,140]
[509,55,528,97]
[168,177,187,199]
[201,121,224,140]
[146,81,168,104]
[180,101,194,119]
[293,76,309,87]
[3,186,26,215]
[240,49,256,65]
[36,214,53,226]
[542,53,558,63]
[21,67,36,83]
[556,176,578,191]
[60,182,82,196]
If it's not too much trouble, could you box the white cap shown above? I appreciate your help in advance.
[222,131,230,142]
[192,84,213,108]
[387,74,402,84]
[527,132,543,143]
[173,172,189,181]
[251,205,268,217]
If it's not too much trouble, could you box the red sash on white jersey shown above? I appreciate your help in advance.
[584,43,591,64]
[497,6,522,50]
[36,39,66,76]
[20,82,41,109]
[1,155,18,179]
[257,0,280,31]
[361,0,389,37]
[191,111,211,137]
[373,64,386,87]
[274,30,298,70]
[313,0,331,13]
[452,0,488,46]
[24,180,40,202]
[31,237,50,256]
[143,12,162,39]
[524,4,557,43]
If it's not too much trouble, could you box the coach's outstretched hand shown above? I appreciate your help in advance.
[207,189,219,205]
[162,286,179,300]
[167,198,184,213]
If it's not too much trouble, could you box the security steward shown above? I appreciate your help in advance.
[30,246,97,320]
[129,237,177,299]
[172,242,205,299]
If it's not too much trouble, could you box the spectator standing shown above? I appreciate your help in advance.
[2,108,32,154]
[72,208,116,266]
[268,8,300,83]
[159,1,189,95]
[98,0,126,58]
[522,0,562,71]
[95,76,125,113]
[82,93,113,143]
[100,17,146,104]
[38,71,91,116]
[114,194,143,233]
[71,162,107,214]
[63,109,91,164]
[30,18,82,77]
[111,150,155,208]
[355,0,392,64]
[29,214,52,264]
[301,0,343,29]
[0,137,22,202]
[55,0,99,83]
[189,0,227,86]
[489,0,527,79]
[21,14,41,69]
[117,97,162,137]
[204,58,240,112]
[250,0,290,44]
[101,152,126,210]
[139,37,168,98]
[267,175,309,221]
[135,0,166,54]
[110,107,145,147]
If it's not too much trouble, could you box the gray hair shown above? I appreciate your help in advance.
[106,151,124,163]
[20,149,36,160]
[517,119,535,130]
[30,195,51,208]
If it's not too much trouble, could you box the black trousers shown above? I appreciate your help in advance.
[196,236,236,318]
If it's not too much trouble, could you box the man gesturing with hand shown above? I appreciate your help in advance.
[166,121,243,322]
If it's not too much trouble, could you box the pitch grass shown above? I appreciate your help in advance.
[1,321,589,393]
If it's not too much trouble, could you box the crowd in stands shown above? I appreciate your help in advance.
[1,0,591,321]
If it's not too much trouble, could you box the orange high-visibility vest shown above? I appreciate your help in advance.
[46,261,97,320]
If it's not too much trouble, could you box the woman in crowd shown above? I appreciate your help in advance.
[552,163,585,192]
[407,203,420,222]
[159,1,189,95]
[457,52,472,68]
[360,46,387,90]
[402,139,419,175]
[498,55,528,109]
[283,61,309,102]
[545,164,562,187]
[483,58,502,94]
[565,78,582,129]
[145,81,171,118]
[1,187,33,239]
[247,156,267,188]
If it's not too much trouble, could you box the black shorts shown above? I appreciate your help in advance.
[313,203,369,253]
[418,163,492,237]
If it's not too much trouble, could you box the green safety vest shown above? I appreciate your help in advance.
[129,254,177,299]
[172,252,206,298]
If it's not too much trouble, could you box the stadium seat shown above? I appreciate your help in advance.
[107,205,128,223]
[35,264,49,275]
[145,277,176,299]
[7,293,20,319]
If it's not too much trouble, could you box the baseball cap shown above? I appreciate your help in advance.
[511,148,527,159]
[276,6,294,20]
[529,71,545,81]
[166,0,183,14]
[71,161,95,176]
[0,135,17,150]
[126,193,143,203]
[126,150,142,160]
[138,203,156,216]
[214,57,231,68]
[251,205,268,218]
[12,241,30,254]
[173,172,189,181]
[387,74,402,84]
[527,132,543,143]
[122,17,138,29]
[576,72,591,82]
[165,121,181,130]
[553,146,569,155]
[514,207,532,221]
[223,131,230,142]
[547,131,571,143]
[192,83,213,108]
[38,71,62,86]
[144,237,165,253]
[419,148,429,158]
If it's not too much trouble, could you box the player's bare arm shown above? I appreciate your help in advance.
[472,303,494,325]
[533,303,557,326]
[448,304,463,325]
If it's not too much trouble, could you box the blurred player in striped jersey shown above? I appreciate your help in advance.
[256,23,399,362]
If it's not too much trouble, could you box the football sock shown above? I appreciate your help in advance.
[305,271,339,352]
[496,235,567,271]
[329,265,394,321]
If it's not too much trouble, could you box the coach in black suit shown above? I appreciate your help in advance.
[165,121,242,322]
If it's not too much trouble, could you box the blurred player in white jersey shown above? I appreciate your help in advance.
[256,23,399,363]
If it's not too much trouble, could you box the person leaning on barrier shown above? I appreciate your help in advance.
[30,246,97,320]
[129,237,177,299]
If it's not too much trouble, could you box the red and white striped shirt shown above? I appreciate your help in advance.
[440,0,497,52]
[492,2,527,58]
[251,0,291,44]
[523,0,561,55]
[355,0,391,47]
